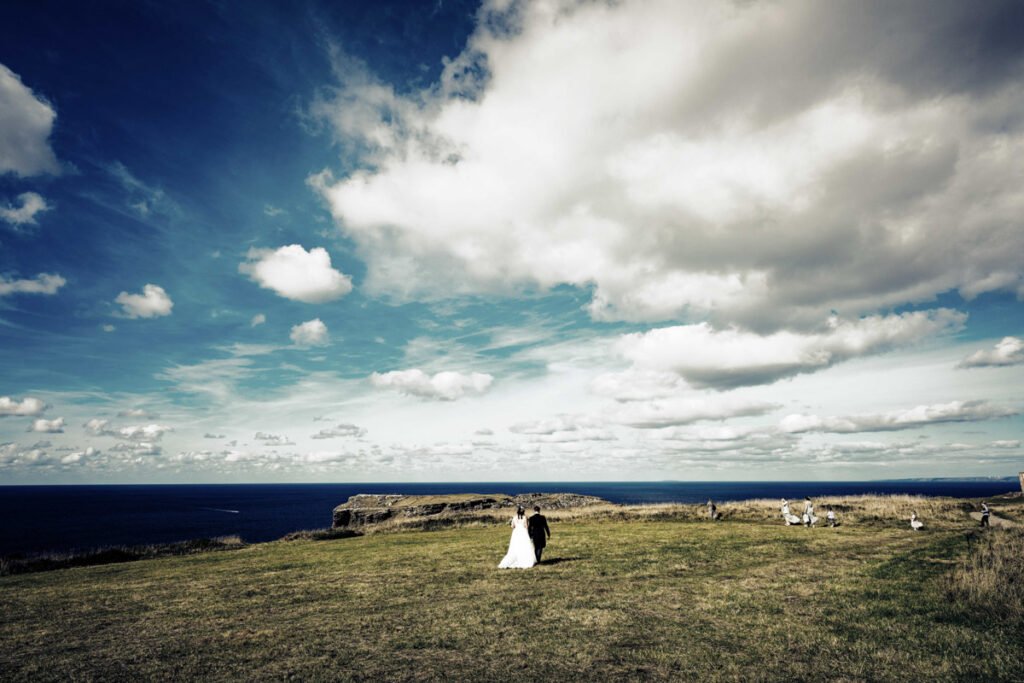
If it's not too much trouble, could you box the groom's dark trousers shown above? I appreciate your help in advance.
[528,513,551,562]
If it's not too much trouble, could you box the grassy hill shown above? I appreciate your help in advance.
[1,495,1022,681]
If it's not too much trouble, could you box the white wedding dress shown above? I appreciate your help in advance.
[498,515,536,569]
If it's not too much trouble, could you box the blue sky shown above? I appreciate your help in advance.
[1,0,1023,484]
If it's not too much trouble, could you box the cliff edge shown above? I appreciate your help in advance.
[332,492,606,529]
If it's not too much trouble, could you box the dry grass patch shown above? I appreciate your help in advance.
[948,527,1024,621]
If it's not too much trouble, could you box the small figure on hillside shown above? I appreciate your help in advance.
[707,499,721,521]
[528,505,551,563]
[980,502,990,528]
[498,506,536,569]
[910,511,924,531]
[803,497,817,527]
[825,505,839,527]
[781,499,802,526]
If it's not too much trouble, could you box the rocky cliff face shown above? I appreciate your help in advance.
[332,492,605,529]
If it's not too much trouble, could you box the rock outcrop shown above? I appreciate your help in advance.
[332,492,606,529]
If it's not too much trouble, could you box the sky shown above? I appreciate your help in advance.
[1,0,1023,484]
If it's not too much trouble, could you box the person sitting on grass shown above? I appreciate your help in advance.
[825,505,838,527]
[980,502,990,528]
[910,511,924,531]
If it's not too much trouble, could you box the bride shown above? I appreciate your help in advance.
[498,506,536,569]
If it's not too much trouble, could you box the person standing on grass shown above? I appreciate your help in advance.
[528,505,551,563]
[980,502,990,528]
[826,505,838,527]
[707,499,718,521]
[803,497,816,527]
[910,511,924,531]
[498,506,536,569]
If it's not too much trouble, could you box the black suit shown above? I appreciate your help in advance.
[528,513,550,562]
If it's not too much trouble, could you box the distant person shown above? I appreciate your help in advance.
[781,499,801,526]
[980,502,990,528]
[910,511,924,531]
[707,499,721,521]
[803,497,817,527]
[498,506,536,569]
[825,505,838,527]
[528,505,551,563]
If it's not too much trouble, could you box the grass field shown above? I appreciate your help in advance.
[1,499,1022,681]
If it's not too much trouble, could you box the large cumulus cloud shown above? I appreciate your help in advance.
[313,0,1024,329]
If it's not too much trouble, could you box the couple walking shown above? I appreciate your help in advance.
[498,505,551,569]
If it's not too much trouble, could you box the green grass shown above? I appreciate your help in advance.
[1,516,1021,681]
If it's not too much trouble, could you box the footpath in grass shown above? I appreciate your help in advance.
[1,519,1021,681]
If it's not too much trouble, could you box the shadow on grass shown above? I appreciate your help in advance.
[539,557,583,566]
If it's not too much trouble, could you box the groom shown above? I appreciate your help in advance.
[528,505,551,563]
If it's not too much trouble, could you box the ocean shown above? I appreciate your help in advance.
[0,480,1016,557]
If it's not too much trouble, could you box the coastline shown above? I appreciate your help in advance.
[4,488,1017,576]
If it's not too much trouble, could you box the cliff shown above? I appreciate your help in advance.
[332,492,605,529]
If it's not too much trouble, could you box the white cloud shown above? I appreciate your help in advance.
[312,0,1024,327]
[117,408,154,418]
[0,396,46,416]
[62,446,99,465]
[780,400,1018,434]
[311,423,367,439]
[590,369,688,402]
[1,192,50,226]
[0,273,65,297]
[250,313,266,327]
[0,63,60,176]
[290,318,329,347]
[29,417,65,433]
[102,324,116,332]
[609,395,779,428]
[370,368,494,401]
[254,432,295,446]
[510,414,616,443]
[618,310,965,389]
[114,424,172,441]
[240,245,352,303]
[83,418,172,442]
[110,441,162,456]
[83,418,111,435]
[958,337,1024,368]
[115,284,173,318]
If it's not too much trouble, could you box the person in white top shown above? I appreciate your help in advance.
[781,499,801,525]
[803,497,817,527]
[910,511,924,531]
[498,506,536,569]
[825,505,838,527]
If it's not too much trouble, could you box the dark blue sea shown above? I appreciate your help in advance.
[0,480,1016,557]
